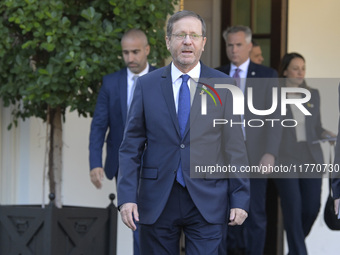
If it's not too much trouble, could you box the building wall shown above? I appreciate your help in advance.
[287,0,340,254]
[288,0,340,78]
[0,109,133,255]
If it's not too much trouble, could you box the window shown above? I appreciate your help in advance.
[221,0,288,70]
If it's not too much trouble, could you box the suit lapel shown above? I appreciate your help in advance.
[161,63,215,139]
[160,65,181,137]
[121,65,154,124]
[186,64,212,138]
[185,62,219,138]
[245,61,257,89]
[120,68,128,124]
[225,64,231,75]
[246,61,257,78]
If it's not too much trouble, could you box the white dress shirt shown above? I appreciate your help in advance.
[127,63,149,108]
[171,62,201,113]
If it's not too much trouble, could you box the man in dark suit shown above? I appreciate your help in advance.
[217,26,281,255]
[333,84,340,215]
[89,28,156,255]
[118,10,250,255]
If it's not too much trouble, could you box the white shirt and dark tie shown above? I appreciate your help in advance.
[230,58,250,93]
[170,62,201,186]
[230,58,250,139]
[127,63,149,112]
[170,62,201,112]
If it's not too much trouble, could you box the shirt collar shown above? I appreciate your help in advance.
[231,58,250,74]
[171,62,201,83]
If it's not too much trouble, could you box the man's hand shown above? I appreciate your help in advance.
[228,208,248,226]
[120,203,139,231]
[90,167,104,189]
[259,153,275,174]
[321,130,337,145]
[334,198,340,215]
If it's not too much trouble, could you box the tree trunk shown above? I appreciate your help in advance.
[48,106,63,208]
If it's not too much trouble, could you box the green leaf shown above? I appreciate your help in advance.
[72,26,79,34]
[45,11,52,19]
[25,0,36,4]
[38,69,49,75]
[41,93,50,100]
[113,7,120,16]
[35,12,44,19]
[80,60,86,69]
[136,0,144,7]
[41,42,56,52]
[22,41,33,49]
[149,37,156,45]
[61,17,70,26]
[51,11,57,19]
[46,64,54,75]
[81,7,96,21]
[73,39,81,46]
[15,55,22,66]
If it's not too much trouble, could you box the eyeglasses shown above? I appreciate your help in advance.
[171,33,203,41]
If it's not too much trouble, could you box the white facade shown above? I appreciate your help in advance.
[288,0,340,254]
[0,109,133,254]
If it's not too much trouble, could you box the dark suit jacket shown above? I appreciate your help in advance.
[278,88,325,165]
[118,63,250,225]
[217,61,281,165]
[332,85,340,198]
[89,65,156,180]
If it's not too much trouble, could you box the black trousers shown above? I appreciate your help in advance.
[139,181,224,255]
[274,142,322,255]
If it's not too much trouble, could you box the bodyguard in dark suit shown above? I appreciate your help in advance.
[274,52,335,255]
[217,26,281,255]
[118,10,250,255]
[89,29,155,255]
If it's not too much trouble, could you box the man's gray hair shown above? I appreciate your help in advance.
[222,26,252,44]
[166,10,206,38]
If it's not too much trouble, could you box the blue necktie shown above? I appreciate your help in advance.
[176,74,190,187]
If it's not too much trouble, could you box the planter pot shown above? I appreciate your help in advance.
[0,194,117,255]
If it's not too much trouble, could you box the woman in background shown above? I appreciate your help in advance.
[274,52,335,255]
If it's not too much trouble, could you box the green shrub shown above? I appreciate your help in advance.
[0,0,177,205]
[0,0,176,122]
